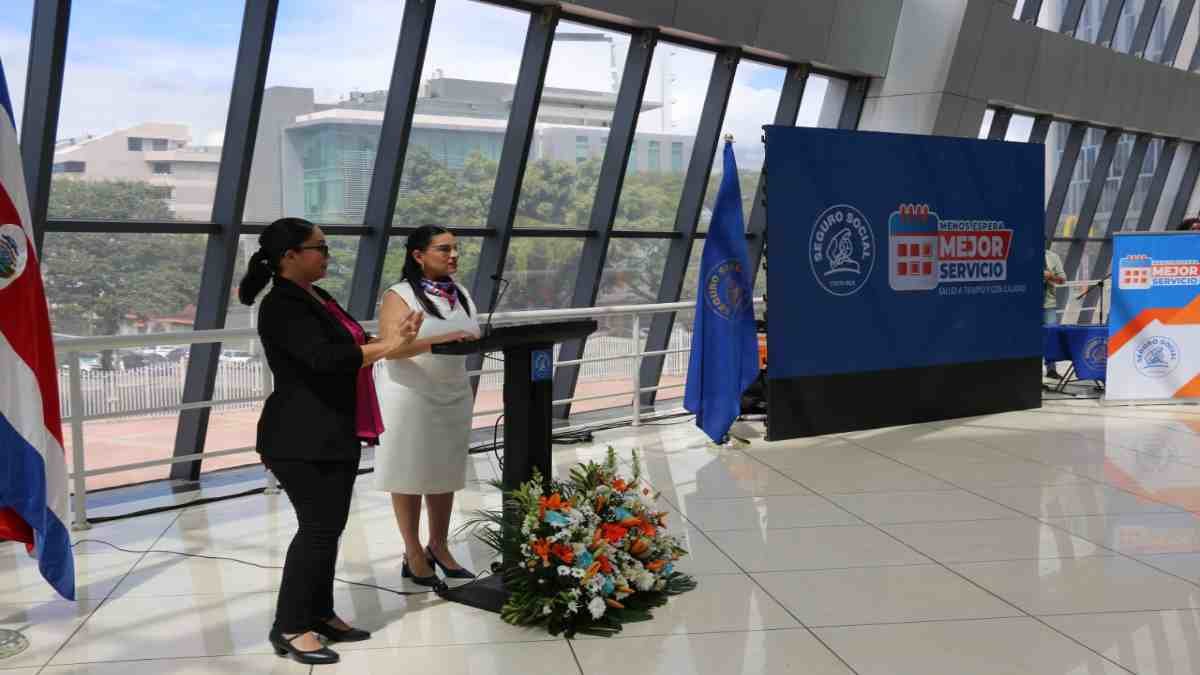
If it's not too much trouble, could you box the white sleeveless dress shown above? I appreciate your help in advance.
[374,280,479,494]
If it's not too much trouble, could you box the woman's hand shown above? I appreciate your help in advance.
[379,310,423,357]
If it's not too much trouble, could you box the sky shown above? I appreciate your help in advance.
[2,0,837,170]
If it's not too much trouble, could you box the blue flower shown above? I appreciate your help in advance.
[576,550,593,568]
[544,511,571,528]
[602,578,615,596]
[663,563,674,576]
[612,507,633,521]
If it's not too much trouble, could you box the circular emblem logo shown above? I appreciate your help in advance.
[1135,336,1180,378]
[1082,335,1107,372]
[0,224,29,291]
[704,259,749,320]
[809,205,875,296]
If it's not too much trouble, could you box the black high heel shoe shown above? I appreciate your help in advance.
[401,555,443,591]
[269,629,340,665]
[426,545,476,585]
[313,618,371,643]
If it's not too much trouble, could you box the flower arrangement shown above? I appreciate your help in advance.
[467,448,697,637]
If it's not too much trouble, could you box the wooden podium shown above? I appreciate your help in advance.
[431,319,598,611]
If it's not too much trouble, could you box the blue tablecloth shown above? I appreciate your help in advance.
[1044,324,1107,382]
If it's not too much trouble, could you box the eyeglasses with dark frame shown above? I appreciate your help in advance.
[297,243,330,257]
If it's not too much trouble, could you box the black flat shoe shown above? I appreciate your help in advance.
[401,556,443,591]
[426,545,476,585]
[269,629,340,665]
[313,619,371,643]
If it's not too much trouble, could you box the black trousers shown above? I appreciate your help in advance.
[263,456,359,634]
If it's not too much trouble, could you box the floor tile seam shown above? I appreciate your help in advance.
[743,552,1123,574]
[779,437,1139,675]
[44,510,184,670]
[656,492,863,675]
[963,433,1200,490]
[802,612,1034,630]
[1032,607,1200,619]
[42,635,571,667]
[1027,405,1200,429]
[966,414,1200,465]
[830,435,1200,590]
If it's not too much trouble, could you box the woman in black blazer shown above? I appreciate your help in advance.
[238,218,420,666]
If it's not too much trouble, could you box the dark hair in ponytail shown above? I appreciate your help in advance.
[402,224,470,320]
[237,217,316,305]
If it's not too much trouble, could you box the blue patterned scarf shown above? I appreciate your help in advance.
[420,278,458,310]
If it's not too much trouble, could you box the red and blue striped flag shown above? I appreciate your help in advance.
[0,57,75,600]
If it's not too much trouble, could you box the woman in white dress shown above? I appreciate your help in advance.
[375,225,480,588]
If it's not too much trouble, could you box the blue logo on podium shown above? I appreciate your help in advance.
[531,349,553,382]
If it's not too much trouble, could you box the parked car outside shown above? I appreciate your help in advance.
[220,349,255,364]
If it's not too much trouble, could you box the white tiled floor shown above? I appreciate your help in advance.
[9,402,1200,673]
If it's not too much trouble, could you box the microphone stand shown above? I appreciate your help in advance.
[1075,273,1111,325]
[482,273,510,338]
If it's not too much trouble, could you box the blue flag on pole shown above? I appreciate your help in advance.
[684,141,759,443]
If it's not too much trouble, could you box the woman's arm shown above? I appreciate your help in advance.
[378,289,474,360]
[260,294,419,372]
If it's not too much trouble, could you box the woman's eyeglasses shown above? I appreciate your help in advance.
[428,244,458,255]
[297,243,330,257]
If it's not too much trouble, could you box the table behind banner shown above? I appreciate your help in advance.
[1044,324,1107,387]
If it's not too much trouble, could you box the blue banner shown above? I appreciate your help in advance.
[684,142,759,442]
[1107,232,1200,400]
[764,127,1043,378]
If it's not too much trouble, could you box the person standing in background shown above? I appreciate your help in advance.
[1044,247,1066,379]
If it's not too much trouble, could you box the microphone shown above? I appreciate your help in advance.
[482,273,511,338]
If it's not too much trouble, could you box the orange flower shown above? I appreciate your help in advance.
[605,598,625,609]
[600,523,628,544]
[530,538,551,564]
[538,493,568,519]
[595,554,614,575]
[581,560,602,582]
[628,538,650,558]
[612,478,628,492]
[646,559,667,572]
[638,521,658,537]
[550,542,575,564]
[619,516,642,528]
[594,495,607,512]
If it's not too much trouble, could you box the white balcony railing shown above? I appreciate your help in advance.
[55,298,763,528]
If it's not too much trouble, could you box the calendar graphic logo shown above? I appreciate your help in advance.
[888,204,939,291]
[1119,255,1152,290]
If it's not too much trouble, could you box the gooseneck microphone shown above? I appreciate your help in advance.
[482,273,511,338]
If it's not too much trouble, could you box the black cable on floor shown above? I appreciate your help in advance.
[72,538,445,597]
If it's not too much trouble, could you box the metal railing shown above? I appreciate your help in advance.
[55,298,761,528]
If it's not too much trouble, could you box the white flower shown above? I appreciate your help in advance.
[566,601,579,614]
[569,588,582,598]
[572,568,584,578]
[634,570,655,591]
[588,596,607,619]
[558,565,572,577]
[542,604,553,616]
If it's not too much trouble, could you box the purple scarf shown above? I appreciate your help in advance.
[420,278,458,310]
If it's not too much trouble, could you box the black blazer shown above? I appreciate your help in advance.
[255,277,365,462]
